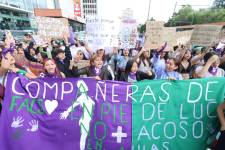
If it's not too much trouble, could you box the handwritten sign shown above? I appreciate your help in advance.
[144,21,164,49]
[86,16,119,52]
[74,60,90,69]
[119,19,138,49]
[36,16,69,40]
[145,21,194,50]
[190,25,223,46]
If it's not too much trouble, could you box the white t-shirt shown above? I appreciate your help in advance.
[195,66,225,78]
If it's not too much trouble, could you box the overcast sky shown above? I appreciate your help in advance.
[98,0,214,23]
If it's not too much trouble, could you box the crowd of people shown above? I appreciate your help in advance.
[0,32,225,149]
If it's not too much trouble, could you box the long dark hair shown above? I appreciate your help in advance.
[125,59,137,74]
[139,50,152,67]
[181,50,192,62]
[0,42,5,67]
[204,52,217,72]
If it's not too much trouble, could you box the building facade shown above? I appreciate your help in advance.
[34,0,85,32]
[82,0,97,17]
[0,0,85,37]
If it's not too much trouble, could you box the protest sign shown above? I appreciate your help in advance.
[5,30,15,47]
[0,73,224,150]
[36,16,69,40]
[75,31,87,41]
[119,19,138,49]
[86,16,119,53]
[190,25,223,46]
[176,30,193,45]
[32,35,45,46]
[144,21,164,49]
[74,60,90,69]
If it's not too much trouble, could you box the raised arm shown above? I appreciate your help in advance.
[196,55,218,78]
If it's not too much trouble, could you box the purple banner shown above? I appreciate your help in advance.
[0,73,132,150]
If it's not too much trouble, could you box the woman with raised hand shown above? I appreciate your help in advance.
[196,52,224,78]
[160,58,183,80]
[152,42,169,79]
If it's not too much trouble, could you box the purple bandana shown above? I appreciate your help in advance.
[209,67,218,76]
[128,72,137,80]
[94,68,101,76]
[2,43,14,58]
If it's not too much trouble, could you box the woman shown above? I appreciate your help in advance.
[120,59,155,82]
[196,52,224,78]
[69,50,90,77]
[0,44,36,79]
[25,46,40,63]
[152,42,169,79]
[177,50,192,80]
[111,48,131,80]
[0,44,36,113]
[138,49,153,73]
[40,58,65,78]
[160,58,183,80]
[75,54,112,80]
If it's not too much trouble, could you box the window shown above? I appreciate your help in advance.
[0,0,7,4]
[37,0,47,8]
[31,0,38,9]
[24,0,33,11]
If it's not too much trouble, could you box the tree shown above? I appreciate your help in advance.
[165,5,195,27]
[165,5,225,27]
[138,24,146,34]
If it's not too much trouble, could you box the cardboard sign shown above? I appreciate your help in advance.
[74,60,90,69]
[32,35,45,46]
[190,25,223,46]
[36,16,69,40]
[5,30,15,47]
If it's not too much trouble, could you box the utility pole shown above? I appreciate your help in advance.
[147,0,152,20]
[173,1,178,16]
[170,1,177,26]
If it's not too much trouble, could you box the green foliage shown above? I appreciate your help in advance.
[138,24,146,34]
[165,5,225,27]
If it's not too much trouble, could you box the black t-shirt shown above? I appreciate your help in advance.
[215,130,225,150]
[219,62,225,71]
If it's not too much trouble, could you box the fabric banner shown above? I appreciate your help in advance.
[0,74,225,150]
[0,73,131,150]
[132,78,225,150]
